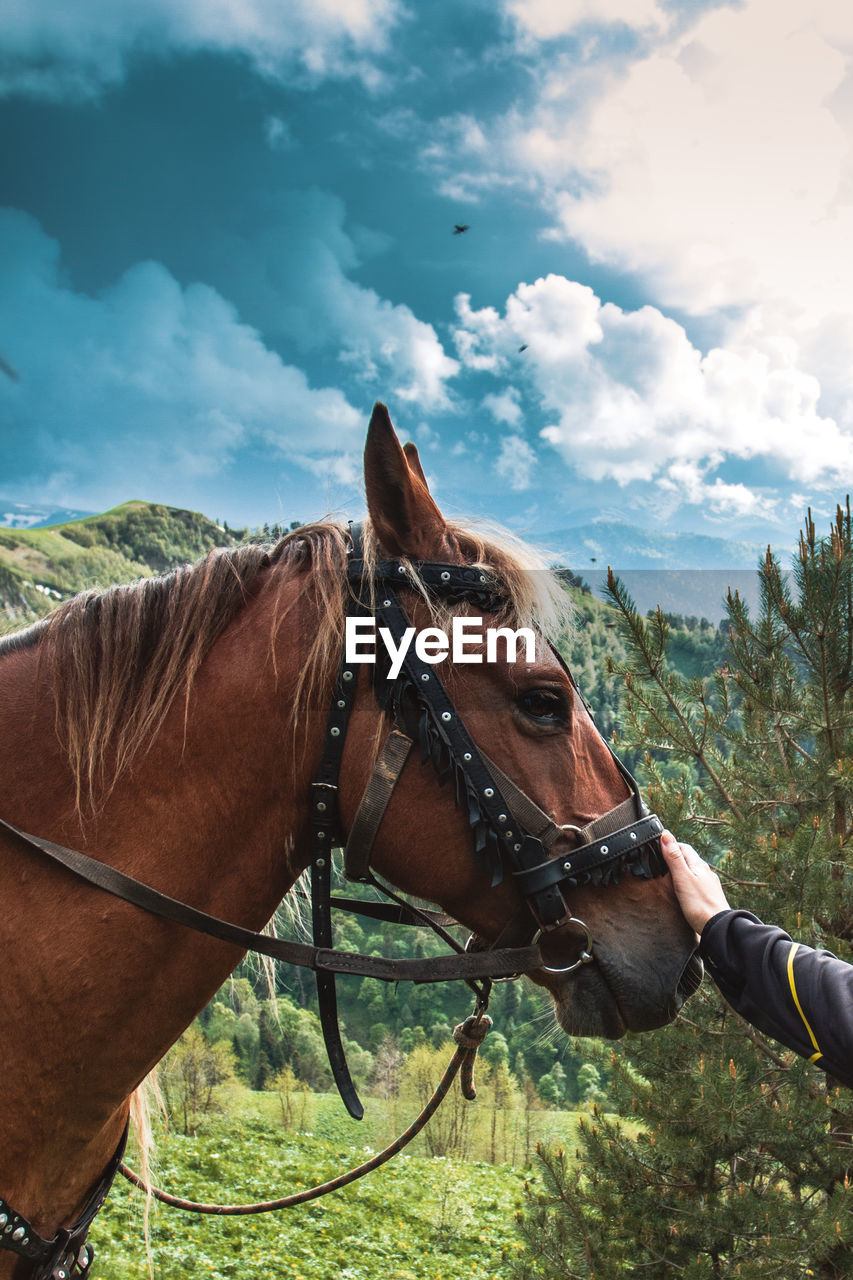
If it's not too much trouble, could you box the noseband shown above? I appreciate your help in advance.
[0,530,670,1276]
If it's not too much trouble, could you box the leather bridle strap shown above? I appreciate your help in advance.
[0,816,544,984]
[343,726,413,883]
[327,895,456,929]
[466,750,663,967]
[342,722,486,1003]
[309,599,366,1119]
[341,720,483,954]
[513,812,665,896]
[480,751,642,851]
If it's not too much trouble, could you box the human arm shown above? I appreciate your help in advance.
[699,910,853,1087]
[661,831,853,1087]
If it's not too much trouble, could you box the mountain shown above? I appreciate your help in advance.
[544,518,791,622]
[0,501,233,629]
[0,499,94,529]
[574,568,763,623]
[0,502,786,633]
[543,518,781,571]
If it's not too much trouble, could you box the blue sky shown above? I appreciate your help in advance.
[1,0,852,550]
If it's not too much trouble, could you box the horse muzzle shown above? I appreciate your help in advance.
[540,906,702,1038]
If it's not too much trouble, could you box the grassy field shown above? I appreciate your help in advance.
[88,1090,588,1280]
[0,501,229,628]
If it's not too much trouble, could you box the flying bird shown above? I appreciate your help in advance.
[453,224,470,235]
[0,353,19,382]
[518,344,528,352]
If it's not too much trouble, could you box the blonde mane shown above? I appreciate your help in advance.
[21,517,569,810]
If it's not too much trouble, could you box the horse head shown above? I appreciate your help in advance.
[340,403,701,1039]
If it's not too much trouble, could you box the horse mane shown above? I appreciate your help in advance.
[3,517,569,811]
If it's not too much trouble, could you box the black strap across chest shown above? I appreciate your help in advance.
[0,1124,127,1280]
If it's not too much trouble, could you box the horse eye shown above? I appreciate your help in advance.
[518,689,567,724]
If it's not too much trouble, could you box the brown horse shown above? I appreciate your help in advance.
[0,405,698,1276]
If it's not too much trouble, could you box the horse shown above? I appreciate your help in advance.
[0,403,700,1278]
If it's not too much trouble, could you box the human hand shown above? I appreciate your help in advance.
[660,831,731,934]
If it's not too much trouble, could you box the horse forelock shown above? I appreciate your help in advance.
[6,517,569,812]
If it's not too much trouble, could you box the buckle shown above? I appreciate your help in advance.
[44,1229,73,1279]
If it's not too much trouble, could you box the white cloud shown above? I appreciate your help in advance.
[0,209,362,508]
[290,449,361,487]
[425,2,853,523]
[199,193,459,412]
[419,113,532,205]
[495,435,538,491]
[332,280,459,410]
[423,2,853,456]
[519,0,853,324]
[657,462,777,520]
[264,115,296,151]
[506,0,667,40]
[454,273,853,512]
[0,0,402,99]
[483,388,523,427]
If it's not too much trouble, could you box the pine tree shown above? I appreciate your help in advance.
[516,502,853,1279]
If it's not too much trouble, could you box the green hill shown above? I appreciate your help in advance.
[0,500,233,630]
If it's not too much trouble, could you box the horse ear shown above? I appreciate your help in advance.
[365,403,449,559]
[402,441,429,490]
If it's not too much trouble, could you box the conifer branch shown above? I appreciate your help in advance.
[608,570,744,821]
[731,1013,793,1071]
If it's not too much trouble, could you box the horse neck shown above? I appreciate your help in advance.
[0,566,327,1239]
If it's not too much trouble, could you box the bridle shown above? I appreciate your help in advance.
[0,528,669,1278]
[314,528,668,1113]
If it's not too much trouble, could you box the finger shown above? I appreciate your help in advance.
[662,832,700,867]
[661,831,688,864]
[676,841,703,870]
[660,839,694,888]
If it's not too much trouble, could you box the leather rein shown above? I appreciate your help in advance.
[0,531,667,1277]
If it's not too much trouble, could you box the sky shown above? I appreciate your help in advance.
[1,0,853,552]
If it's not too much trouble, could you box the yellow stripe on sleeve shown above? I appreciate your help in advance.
[787,943,823,1064]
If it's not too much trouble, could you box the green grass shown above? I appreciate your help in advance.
[0,521,150,591]
[0,500,230,627]
[88,1092,589,1280]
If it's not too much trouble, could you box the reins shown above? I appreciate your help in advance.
[0,812,543,986]
[117,1011,492,1214]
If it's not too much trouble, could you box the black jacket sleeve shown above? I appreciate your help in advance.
[699,909,853,1088]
